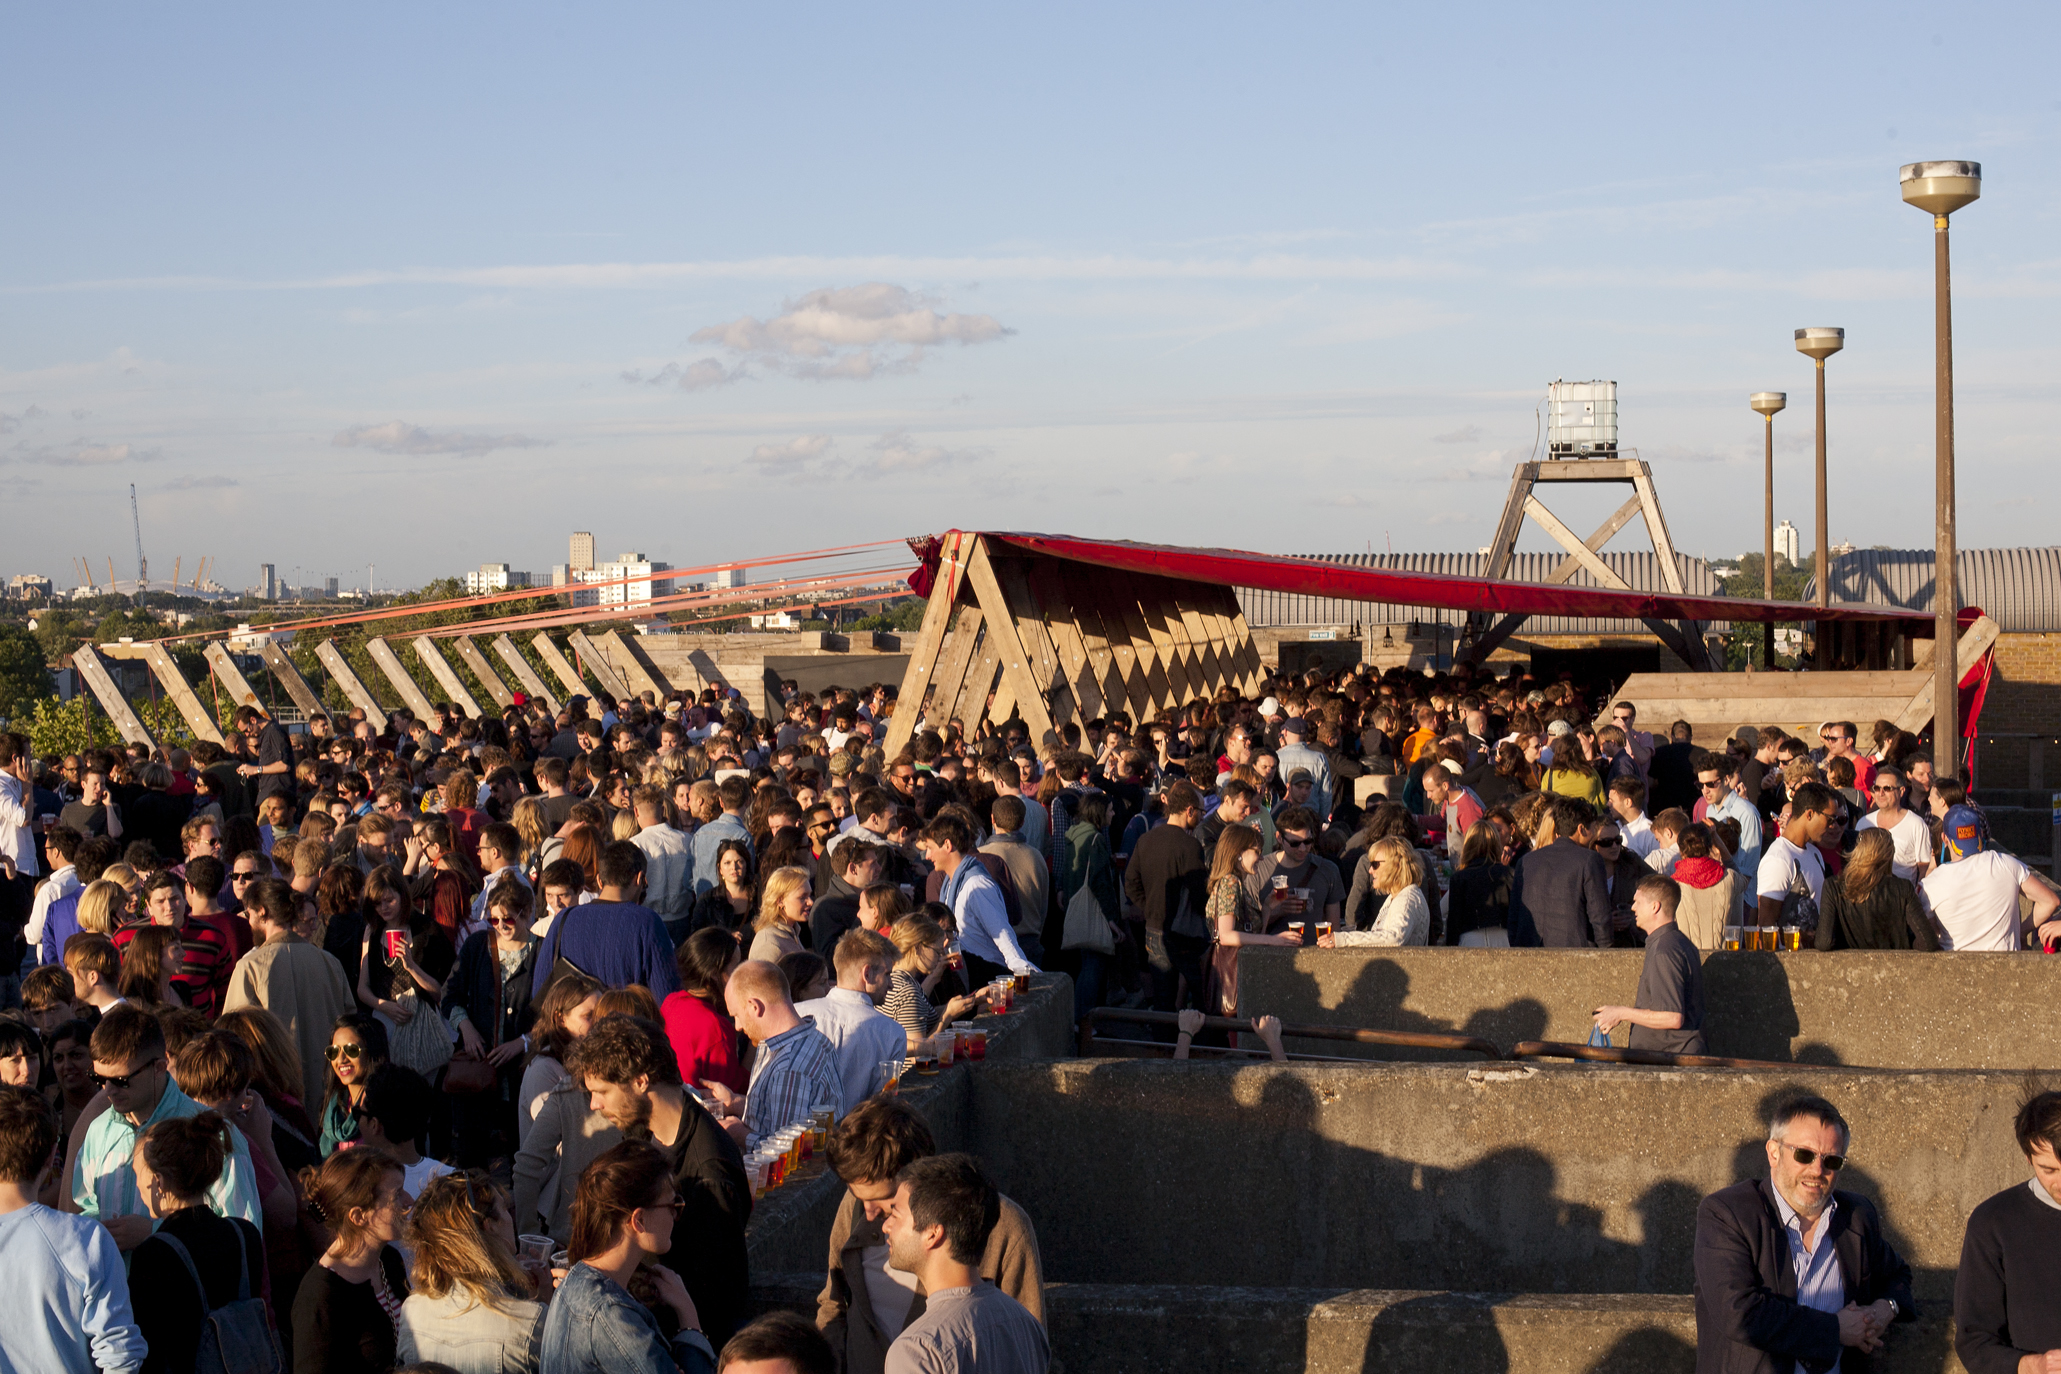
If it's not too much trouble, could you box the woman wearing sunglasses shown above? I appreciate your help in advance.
[318,1013,390,1158]
[442,877,539,1170]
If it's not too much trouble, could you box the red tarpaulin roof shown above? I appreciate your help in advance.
[974,532,1938,630]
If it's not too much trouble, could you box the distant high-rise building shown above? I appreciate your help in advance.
[464,563,534,595]
[324,577,339,598]
[574,551,670,608]
[261,563,276,600]
[714,565,747,590]
[1774,520,1801,568]
[569,532,595,573]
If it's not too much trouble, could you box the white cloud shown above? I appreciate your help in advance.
[331,421,548,457]
[0,405,48,434]
[639,283,1011,390]
[860,429,983,475]
[4,437,158,466]
[747,434,833,475]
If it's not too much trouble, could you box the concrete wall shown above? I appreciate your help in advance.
[971,1059,2032,1304]
[591,632,907,716]
[1235,947,2061,1070]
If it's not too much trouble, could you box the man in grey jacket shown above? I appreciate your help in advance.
[1274,718,1333,824]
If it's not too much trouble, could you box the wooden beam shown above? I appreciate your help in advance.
[989,552,1075,730]
[453,636,515,711]
[565,631,633,705]
[529,634,589,700]
[365,637,439,721]
[929,604,989,738]
[959,537,1058,747]
[258,643,326,720]
[1640,618,1715,673]
[1482,463,1537,582]
[885,532,967,757]
[491,635,560,716]
[1544,495,1646,585]
[1026,556,1101,722]
[1893,614,2001,733]
[315,640,389,732]
[102,643,223,743]
[411,637,485,718]
[1059,564,1126,720]
[1629,463,1687,595]
[598,629,669,702]
[73,646,159,750]
[203,643,266,717]
[1522,495,1632,590]
[1466,613,1532,664]
[1098,583,1164,721]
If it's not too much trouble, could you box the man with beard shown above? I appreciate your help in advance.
[565,1012,753,1347]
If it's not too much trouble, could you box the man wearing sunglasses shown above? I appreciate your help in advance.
[73,1005,260,1253]
[1696,753,1763,892]
[1695,1093,1916,1372]
[1851,767,1931,885]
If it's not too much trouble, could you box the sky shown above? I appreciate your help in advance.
[5,3,2059,594]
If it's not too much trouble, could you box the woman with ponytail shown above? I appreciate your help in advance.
[127,1110,271,1374]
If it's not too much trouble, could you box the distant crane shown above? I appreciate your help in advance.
[129,484,148,608]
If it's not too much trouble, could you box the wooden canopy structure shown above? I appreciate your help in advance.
[881,531,1263,756]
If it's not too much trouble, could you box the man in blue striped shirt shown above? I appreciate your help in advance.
[723,960,841,1150]
[72,1006,259,1253]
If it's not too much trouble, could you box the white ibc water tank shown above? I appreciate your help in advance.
[1547,379,1618,458]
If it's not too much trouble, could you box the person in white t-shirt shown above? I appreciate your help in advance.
[1755,782,1834,932]
[1854,766,1932,884]
[1920,805,2060,952]
[1608,776,1658,860]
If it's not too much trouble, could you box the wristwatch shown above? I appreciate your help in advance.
[1884,1299,1899,1318]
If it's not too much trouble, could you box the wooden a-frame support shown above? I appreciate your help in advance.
[1469,458,1714,671]
[884,533,1264,757]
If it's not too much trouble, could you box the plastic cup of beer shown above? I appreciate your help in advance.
[1286,921,1306,944]
[878,1059,901,1095]
[936,1030,956,1066]
[1722,926,1742,952]
[1316,921,1333,941]
[1781,924,1802,951]
[1012,972,1030,996]
[916,1048,939,1075]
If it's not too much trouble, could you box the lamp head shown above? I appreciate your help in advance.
[1750,392,1787,418]
[1795,328,1845,361]
[1900,161,1981,217]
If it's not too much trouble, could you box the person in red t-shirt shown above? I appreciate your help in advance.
[661,926,746,1095]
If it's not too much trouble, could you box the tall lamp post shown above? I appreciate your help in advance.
[1751,391,1787,667]
[1793,329,1844,619]
[1901,159,1981,781]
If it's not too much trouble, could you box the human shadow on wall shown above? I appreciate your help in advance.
[1701,953,1803,1061]
[1271,956,1549,1062]
[1361,1292,1511,1374]
[1582,1325,1696,1374]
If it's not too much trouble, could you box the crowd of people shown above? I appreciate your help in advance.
[0,652,2055,1373]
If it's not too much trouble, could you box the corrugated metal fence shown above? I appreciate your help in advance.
[1810,548,2061,634]
[1236,551,1722,635]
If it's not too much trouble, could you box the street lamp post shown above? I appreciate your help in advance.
[1793,329,1844,620]
[1901,160,1981,781]
[1751,391,1787,668]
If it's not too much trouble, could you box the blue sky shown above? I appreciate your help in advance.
[4,3,2058,593]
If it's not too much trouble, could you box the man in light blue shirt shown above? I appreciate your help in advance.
[1274,718,1334,823]
[1698,754,1763,892]
[72,1006,259,1253]
[0,1084,147,1374]
[922,816,1038,983]
[796,929,907,1114]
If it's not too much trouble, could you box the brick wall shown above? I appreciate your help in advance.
[1971,632,2061,788]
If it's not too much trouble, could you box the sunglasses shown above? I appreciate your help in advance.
[1698,780,1724,790]
[326,1043,366,1062]
[1280,837,1313,850]
[90,1057,162,1090]
[1595,838,1623,849]
[1773,1142,1846,1171]
[1871,784,1900,794]
[232,871,260,883]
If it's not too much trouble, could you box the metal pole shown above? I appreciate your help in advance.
[1934,212,1960,779]
[1764,414,1777,667]
[1814,359,1829,612]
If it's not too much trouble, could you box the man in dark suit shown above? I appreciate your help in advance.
[1509,796,1613,947]
[1694,1094,1917,1373]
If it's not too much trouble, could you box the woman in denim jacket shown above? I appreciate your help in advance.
[539,1139,715,1374]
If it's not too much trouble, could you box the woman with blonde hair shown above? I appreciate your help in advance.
[881,912,983,1053]
[1816,826,1938,951]
[396,1171,547,1374]
[747,866,813,963]
[1345,837,1431,945]
[76,878,129,936]
[216,1004,322,1144]
[509,796,550,885]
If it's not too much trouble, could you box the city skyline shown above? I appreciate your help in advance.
[6,3,2059,590]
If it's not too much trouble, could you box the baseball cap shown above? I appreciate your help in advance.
[1939,805,1985,861]
[1287,768,1314,784]
[1545,720,1574,738]
[1280,716,1309,737]
[1259,697,1281,717]
[510,691,527,707]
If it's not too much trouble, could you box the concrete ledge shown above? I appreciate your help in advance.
[1236,947,2061,1069]
[751,1277,1959,1374]
[972,1059,2030,1302]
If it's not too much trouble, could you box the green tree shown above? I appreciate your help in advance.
[0,624,56,724]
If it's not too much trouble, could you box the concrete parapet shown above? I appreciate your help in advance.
[971,1059,2031,1303]
[1235,947,2061,1069]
